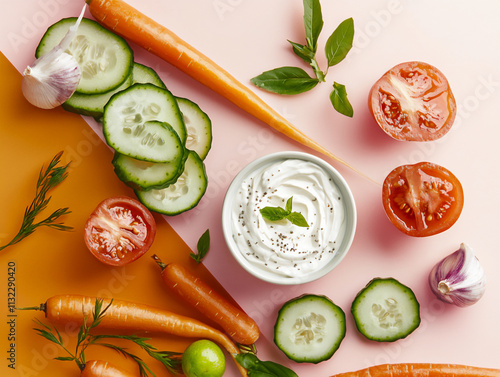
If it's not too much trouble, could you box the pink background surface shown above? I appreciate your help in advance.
[2,0,500,376]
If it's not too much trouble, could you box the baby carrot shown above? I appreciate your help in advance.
[38,295,248,377]
[330,363,500,377]
[152,256,260,345]
[81,360,137,377]
[84,0,361,174]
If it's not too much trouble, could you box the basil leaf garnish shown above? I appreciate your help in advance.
[303,0,323,52]
[287,212,310,227]
[250,67,320,95]
[330,82,353,117]
[259,206,289,221]
[325,17,354,67]
[288,40,315,64]
[260,197,309,227]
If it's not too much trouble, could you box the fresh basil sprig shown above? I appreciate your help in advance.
[251,0,354,117]
[260,197,309,228]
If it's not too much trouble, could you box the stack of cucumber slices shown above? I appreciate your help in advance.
[36,17,212,216]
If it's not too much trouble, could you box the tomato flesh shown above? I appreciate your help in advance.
[369,61,456,141]
[84,196,156,266]
[382,162,464,237]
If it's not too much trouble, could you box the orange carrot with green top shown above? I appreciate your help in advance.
[330,363,500,377]
[84,0,361,175]
[81,360,137,377]
[152,256,260,345]
[34,294,248,377]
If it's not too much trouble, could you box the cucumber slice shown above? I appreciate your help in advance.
[177,97,212,160]
[112,150,187,190]
[62,74,132,119]
[132,62,167,88]
[274,294,346,364]
[135,150,207,215]
[103,83,187,148]
[36,17,133,94]
[351,278,421,342]
[105,119,183,163]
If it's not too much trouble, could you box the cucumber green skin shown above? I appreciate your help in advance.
[36,17,134,94]
[112,149,188,191]
[274,294,346,364]
[62,63,164,120]
[176,97,212,160]
[62,75,133,119]
[103,83,187,148]
[351,277,421,342]
[134,150,207,216]
[132,62,167,89]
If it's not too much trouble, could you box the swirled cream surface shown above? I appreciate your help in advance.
[231,158,346,278]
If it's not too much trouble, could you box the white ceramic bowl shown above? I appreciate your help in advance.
[221,151,356,285]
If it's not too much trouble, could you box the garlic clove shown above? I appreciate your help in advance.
[428,243,486,307]
[21,4,87,109]
[22,51,81,109]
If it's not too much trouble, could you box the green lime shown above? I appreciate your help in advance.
[182,340,226,377]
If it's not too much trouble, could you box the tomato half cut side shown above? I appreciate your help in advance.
[382,162,464,237]
[369,61,457,141]
[84,196,157,266]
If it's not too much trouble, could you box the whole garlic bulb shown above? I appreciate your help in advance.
[428,243,486,307]
[22,4,86,109]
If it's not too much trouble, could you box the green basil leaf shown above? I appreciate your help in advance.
[190,229,210,263]
[330,82,354,117]
[255,360,299,377]
[251,67,319,95]
[303,0,323,52]
[260,206,289,221]
[287,40,315,64]
[285,197,293,213]
[325,17,354,67]
[287,212,310,227]
[235,353,260,370]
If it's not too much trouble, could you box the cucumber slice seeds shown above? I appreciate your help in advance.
[177,97,212,160]
[351,277,421,342]
[135,150,208,216]
[112,150,187,191]
[274,294,346,364]
[36,18,133,94]
[63,74,133,119]
[104,83,187,150]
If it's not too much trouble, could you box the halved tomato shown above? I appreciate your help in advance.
[369,61,456,141]
[382,162,464,237]
[84,196,156,266]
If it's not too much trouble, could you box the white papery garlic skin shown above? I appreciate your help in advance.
[22,52,81,109]
[429,243,486,307]
[21,4,86,109]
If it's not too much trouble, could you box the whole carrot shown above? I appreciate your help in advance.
[81,360,137,377]
[84,0,362,175]
[152,256,260,345]
[330,363,500,377]
[36,295,248,377]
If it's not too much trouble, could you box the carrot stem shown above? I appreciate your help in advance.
[85,0,374,182]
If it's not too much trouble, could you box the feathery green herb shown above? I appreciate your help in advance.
[0,151,72,252]
[33,298,183,376]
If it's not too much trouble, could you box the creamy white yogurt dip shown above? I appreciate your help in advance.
[231,158,346,278]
